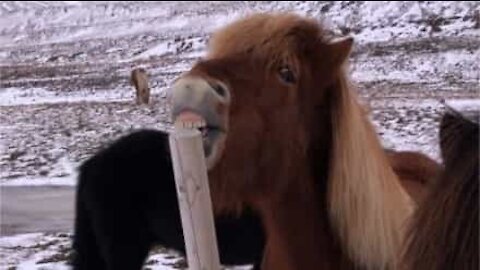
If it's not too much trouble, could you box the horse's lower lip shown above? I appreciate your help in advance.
[202,128,223,158]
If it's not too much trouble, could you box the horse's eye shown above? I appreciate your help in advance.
[278,67,296,84]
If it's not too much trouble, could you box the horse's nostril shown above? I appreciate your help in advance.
[209,82,227,98]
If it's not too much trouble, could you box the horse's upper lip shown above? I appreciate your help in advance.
[172,109,225,133]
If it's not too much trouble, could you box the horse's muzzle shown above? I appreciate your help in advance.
[170,76,230,169]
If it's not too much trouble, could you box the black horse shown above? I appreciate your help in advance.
[72,129,265,270]
[403,108,479,270]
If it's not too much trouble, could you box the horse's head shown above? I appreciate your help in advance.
[170,13,353,209]
[440,107,479,164]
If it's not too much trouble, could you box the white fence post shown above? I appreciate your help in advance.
[169,128,221,270]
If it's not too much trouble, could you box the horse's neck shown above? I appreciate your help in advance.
[258,177,354,270]
[255,98,354,270]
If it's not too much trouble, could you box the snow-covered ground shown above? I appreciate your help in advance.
[0,232,253,269]
[0,1,479,269]
[0,232,220,270]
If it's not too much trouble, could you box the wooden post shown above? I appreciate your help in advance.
[169,128,221,270]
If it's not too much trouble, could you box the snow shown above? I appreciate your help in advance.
[132,41,174,60]
[0,232,255,269]
[0,87,140,106]
[0,175,76,187]
[446,99,480,111]
[352,49,479,84]
[0,233,45,247]
[0,232,195,270]
[0,233,72,269]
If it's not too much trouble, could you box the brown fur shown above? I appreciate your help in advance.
[386,150,442,204]
[403,110,479,270]
[130,68,150,105]
[179,13,423,269]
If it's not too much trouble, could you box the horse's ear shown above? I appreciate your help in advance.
[326,37,353,68]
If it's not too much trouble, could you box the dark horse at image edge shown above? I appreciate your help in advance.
[71,130,265,270]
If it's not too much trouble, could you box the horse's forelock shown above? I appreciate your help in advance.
[207,13,328,72]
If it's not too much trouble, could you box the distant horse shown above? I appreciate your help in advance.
[72,130,265,270]
[130,68,150,105]
[170,13,430,269]
[403,109,479,270]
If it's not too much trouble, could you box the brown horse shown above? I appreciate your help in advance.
[386,149,441,204]
[131,67,150,105]
[171,13,422,269]
[402,109,479,270]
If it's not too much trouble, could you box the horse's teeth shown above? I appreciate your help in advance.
[193,121,206,128]
[175,120,206,130]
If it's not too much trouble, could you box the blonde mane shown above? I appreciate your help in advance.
[328,74,414,269]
